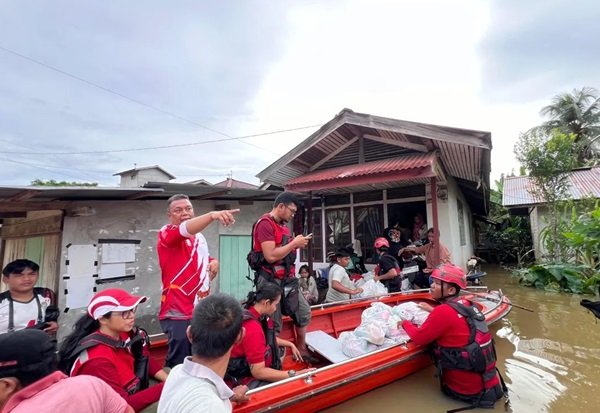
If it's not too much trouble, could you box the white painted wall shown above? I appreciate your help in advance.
[425,176,474,270]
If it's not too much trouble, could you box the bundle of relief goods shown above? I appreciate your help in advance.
[339,301,431,358]
[355,279,388,298]
[338,331,378,357]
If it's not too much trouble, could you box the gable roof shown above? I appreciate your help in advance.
[503,167,600,207]
[256,108,491,190]
[113,165,176,180]
[214,178,258,189]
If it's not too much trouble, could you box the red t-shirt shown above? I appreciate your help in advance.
[402,300,484,396]
[157,223,211,320]
[253,215,296,278]
[229,308,272,385]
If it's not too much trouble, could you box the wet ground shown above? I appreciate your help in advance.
[323,265,600,412]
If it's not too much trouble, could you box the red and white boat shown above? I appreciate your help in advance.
[149,288,511,413]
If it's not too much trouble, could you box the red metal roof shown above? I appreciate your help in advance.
[503,167,600,207]
[285,153,437,192]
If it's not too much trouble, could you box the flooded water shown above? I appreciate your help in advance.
[323,266,600,413]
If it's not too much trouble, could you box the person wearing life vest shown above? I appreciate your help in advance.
[227,282,313,389]
[248,192,314,360]
[373,237,404,293]
[58,289,168,412]
[0,259,59,336]
[400,264,506,411]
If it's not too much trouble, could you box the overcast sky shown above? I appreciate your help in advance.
[1,0,599,187]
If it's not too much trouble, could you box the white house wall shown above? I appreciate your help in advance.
[425,176,474,269]
[57,199,270,340]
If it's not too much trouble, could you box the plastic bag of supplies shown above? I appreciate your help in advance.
[339,331,377,357]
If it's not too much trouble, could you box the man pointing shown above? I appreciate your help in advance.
[158,193,239,368]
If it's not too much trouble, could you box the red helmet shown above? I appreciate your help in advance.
[430,264,467,290]
[374,237,390,249]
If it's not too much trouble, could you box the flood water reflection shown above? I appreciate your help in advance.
[323,266,600,413]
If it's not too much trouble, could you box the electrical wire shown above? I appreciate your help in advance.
[0,44,320,156]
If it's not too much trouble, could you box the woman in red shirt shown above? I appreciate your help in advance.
[59,289,167,412]
[227,282,313,388]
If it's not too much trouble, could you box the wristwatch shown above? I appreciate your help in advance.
[287,369,296,377]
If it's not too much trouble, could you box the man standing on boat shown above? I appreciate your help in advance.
[399,264,506,411]
[158,194,239,368]
[248,192,313,360]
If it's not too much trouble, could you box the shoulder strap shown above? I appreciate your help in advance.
[445,300,477,344]
[73,332,127,356]
[2,290,44,332]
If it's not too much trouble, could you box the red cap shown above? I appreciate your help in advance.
[87,288,147,320]
[430,264,467,289]
[374,237,390,249]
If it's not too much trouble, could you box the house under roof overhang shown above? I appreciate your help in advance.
[257,108,492,215]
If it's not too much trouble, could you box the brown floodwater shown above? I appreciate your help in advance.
[323,265,600,413]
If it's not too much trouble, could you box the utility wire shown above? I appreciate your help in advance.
[0,123,319,155]
[0,44,320,156]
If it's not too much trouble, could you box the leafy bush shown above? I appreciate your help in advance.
[515,204,600,294]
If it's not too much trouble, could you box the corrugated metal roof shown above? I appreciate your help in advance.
[503,167,600,207]
[285,153,436,192]
[0,183,279,203]
[256,108,491,190]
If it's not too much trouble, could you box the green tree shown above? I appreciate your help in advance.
[534,87,600,165]
[514,130,577,260]
[31,179,98,187]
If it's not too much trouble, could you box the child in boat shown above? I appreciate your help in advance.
[58,289,168,412]
[298,265,319,305]
[226,282,313,389]
[325,249,363,302]
[1,259,59,336]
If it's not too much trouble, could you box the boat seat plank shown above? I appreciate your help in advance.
[306,330,350,364]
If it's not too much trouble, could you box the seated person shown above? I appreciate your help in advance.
[398,249,429,289]
[0,259,59,336]
[59,289,167,412]
[227,282,313,388]
[401,228,451,274]
[325,249,363,303]
[0,329,133,413]
[373,238,402,293]
[298,265,318,305]
[344,245,367,280]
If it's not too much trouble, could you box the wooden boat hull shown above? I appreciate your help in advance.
[149,289,511,413]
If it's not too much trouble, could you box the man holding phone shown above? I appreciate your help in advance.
[249,192,314,360]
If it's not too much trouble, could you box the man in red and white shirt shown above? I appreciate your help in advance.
[158,194,239,367]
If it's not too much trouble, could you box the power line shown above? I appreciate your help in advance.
[0,44,319,156]
[0,124,319,155]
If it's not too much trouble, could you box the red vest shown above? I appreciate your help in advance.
[71,332,139,394]
[252,213,295,279]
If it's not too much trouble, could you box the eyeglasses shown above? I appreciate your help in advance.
[285,205,297,215]
[119,307,137,320]
[170,206,193,214]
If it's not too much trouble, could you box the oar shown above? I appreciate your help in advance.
[465,290,534,313]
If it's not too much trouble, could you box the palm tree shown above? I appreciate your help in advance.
[536,87,600,165]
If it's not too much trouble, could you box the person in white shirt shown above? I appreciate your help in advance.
[158,293,248,413]
[0,259,59,336]
[325,249,363,303]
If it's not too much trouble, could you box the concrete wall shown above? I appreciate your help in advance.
[57,199,271,340]
[425,176,474,269]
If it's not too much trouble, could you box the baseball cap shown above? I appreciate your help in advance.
[87,288,147,320]
[0,329,57,378]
